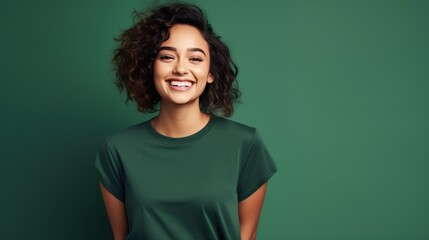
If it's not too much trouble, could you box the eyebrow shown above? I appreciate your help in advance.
[158,46,206,56]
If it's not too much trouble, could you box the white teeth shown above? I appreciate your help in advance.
[169,80,192,87]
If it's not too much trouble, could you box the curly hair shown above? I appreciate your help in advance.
[113,3,240,117]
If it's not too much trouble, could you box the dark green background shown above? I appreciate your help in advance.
[1,0,428,239]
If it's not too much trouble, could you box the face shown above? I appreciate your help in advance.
[153,24,214,107]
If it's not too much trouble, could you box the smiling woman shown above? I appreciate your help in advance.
[153,24,214,106]
[112,3,239,117]
[95,3,277,240]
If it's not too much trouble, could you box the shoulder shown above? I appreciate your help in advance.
[213,116,258,142]
[103,120,150,147]
[215,116,255,132]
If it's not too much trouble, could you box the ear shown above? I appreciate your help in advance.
[207,73,214,83]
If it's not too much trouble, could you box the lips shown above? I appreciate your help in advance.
[168,80,193,87]
[166,79,195,90]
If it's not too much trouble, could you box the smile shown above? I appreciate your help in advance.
[168,80,193,87]
[167,80,195,91]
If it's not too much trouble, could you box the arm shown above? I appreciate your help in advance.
[99,183,129,240]
[238,182,268,240]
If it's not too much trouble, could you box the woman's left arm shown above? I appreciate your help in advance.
[238,182,268,240]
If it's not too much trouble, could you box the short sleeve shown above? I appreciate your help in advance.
[237,129,277,201]
[95,139,125,202]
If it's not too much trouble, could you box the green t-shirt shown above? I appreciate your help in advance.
[95,115,277,239]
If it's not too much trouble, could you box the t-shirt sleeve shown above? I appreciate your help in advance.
[95,138,125,202]
[237,129,277,201]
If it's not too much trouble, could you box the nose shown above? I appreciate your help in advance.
[172,59,188,75]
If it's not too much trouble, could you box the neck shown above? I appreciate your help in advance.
[151,100,211,138]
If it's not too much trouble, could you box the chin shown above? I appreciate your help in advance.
[166,97,198,105]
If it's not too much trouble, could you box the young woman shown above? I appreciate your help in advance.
[95,3,277,240]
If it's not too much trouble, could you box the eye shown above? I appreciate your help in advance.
[189,57,203,62]
[159,55,174,62]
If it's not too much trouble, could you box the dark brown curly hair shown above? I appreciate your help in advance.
[113,3,240,117]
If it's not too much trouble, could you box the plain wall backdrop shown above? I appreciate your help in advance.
[1,0,428,239]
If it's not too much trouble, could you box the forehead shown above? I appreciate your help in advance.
[160,24,209,51]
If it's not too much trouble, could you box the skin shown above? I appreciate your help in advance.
[100,24,268,240]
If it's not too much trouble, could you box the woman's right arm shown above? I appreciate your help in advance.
[99,183,129,240]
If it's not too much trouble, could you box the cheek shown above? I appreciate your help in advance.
[153,65,170,88]
[153,62,162,77]
[152,63,164,89]
[195,64,211,77]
